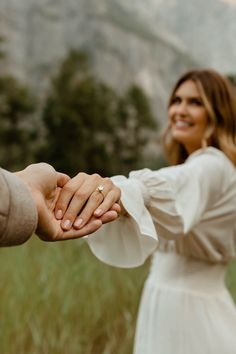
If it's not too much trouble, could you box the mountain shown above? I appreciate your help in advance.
[118,0,236,74]
[0,0,201,122]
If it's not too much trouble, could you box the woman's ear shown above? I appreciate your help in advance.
[202,125,215,148]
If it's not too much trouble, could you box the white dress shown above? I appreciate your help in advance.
[87,147,236,354]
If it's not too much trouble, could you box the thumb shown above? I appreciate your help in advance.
[56,172,71,187]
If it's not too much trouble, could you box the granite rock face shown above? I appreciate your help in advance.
[0,0,200,121]
[118,0,236,74]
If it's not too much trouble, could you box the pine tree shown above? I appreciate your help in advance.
[39,50,158,176]
[114,85,157,173]
[0,38,37,170]
[39,51,118,176]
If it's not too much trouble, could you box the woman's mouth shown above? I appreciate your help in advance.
[174,120,194,128]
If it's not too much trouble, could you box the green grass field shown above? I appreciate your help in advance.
[0,237,235,354]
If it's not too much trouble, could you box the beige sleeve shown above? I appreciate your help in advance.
[0,168,38,246]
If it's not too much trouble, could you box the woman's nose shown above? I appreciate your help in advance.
[176,101,188,115]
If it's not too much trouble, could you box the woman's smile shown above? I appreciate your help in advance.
[173,119,195,128]
[168,80,209,154]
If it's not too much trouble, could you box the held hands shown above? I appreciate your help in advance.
[54,172,121,231]
[16,164,121,241]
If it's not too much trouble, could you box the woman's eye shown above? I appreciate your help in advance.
[190,98,202,106]
[170,97,181,105]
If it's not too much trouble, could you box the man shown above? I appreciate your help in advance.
[0,163,119,246]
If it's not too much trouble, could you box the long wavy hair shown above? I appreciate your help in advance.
[162,69,236,166]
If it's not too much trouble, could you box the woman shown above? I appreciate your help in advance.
[55,69,236,354]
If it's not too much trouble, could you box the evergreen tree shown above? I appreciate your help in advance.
[39,51,118,176]
[39,50,158,176]
[0,38,37,170]
[114,85,157,173]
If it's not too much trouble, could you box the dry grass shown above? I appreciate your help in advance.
[0,237,235,354]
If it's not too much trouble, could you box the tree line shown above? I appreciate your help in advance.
[0,39,159,177]
[3,38,235,177]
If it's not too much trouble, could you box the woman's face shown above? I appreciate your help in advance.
[168,80,209,154]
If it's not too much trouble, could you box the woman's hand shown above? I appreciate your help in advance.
[16,164,120,241]
[54,172,121,231]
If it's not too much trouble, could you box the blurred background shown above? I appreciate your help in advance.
[0,0,236,353]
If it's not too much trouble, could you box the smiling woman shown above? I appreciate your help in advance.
[55,69,236,354]
[163,69,236,165]
[73,69,236,354]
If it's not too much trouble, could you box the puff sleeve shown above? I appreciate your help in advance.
[87,149,227,268]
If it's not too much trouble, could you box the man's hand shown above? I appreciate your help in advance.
[16,163,119,241]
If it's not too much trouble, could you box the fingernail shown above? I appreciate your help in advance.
[74,218,83,228]
[55,210,63,220]
[62,219,71,230]
[94,208,102,216]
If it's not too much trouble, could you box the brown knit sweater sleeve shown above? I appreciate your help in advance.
[0,168,38,246]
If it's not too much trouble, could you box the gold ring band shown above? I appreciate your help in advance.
[96,185,105,200]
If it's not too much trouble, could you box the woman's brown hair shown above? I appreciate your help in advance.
[162,69,236,165]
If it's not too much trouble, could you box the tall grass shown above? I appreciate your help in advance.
[0,237,148,354]
[0,237,235,354]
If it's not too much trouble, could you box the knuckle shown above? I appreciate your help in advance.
[63,211,74,221]
[91,173,102,182]
[92,173,101,178]
[91,192,102,203]
[74,190,87,201]
[62,184,74,194]
[72,172,87,182]
[79,211,90,222]
[77,172,87,178]
[103,177,112,187]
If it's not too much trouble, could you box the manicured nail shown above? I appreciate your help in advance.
[94,208,102,216]
[62,219,71,230]
[55,210,63,220]
[74,218,83,228]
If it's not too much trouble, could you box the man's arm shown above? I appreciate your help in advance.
[0,168,38,246]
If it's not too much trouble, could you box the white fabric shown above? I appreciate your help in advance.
[88,147,236,265]
[134,251,236,354]
[87,176,158,267]
[87,147,236,353]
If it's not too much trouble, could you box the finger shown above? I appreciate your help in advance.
[110,202,121,213]
[54,172,87,220]
[56,172,71,188]
[99,210,119,224]
[25,162,55,174]
[72,177,114,222]
[72,190,105,229]
[94,188,121,217]
[58,219,103,240]
[73,201,121,230]
[60,175,103,230]
[61,175,112,230]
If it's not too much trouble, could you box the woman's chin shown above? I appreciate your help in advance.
[172,131,189,145]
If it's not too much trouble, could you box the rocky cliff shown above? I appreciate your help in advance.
[0,0,200,121]
[119,0,236,74]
